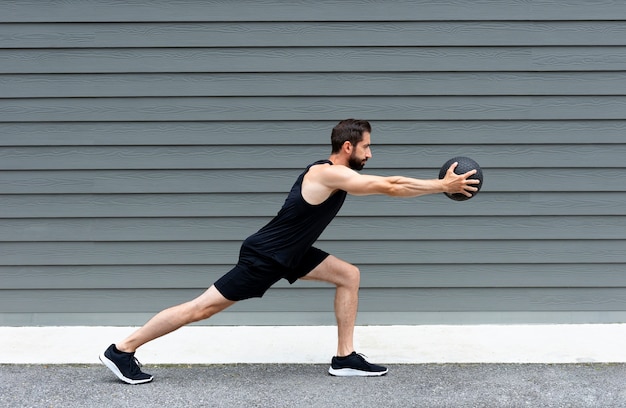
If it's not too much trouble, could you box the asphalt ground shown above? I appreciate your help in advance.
[2,363,626,407]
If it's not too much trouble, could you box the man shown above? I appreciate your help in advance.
[100,119,479,384]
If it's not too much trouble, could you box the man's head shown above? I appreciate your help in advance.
[330,119,372,171]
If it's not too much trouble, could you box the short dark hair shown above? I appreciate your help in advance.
[330,119,371,153]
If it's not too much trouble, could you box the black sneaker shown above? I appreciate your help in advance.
[99,344,153,384]
[328,352,388,377]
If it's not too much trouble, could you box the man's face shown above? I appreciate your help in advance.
[348,132,372,171]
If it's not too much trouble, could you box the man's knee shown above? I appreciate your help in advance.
[339,263,360,289]
[189,286,235,321]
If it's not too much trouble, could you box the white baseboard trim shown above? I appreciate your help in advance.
[2,324,626,364]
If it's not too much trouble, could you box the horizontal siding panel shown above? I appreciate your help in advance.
[3,96,626,122]
[3,47,626,74]
[6,72,626,98]
[3,287,626,313]
[0,193,287,218]
[7,311,626,326]
[3,216,626,242]
[4,192,626,218]
[4,0,626,23]
[3,120,626,146]
[4,264,626,290]
[0,145,331,170]
[1,240,624,266]
[3,22,626,48]
[3,144,625,170]
[0,169,297,194]
[1,169,624,194]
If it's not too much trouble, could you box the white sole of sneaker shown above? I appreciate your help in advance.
[328,367,388,377]
[99,352,153,385]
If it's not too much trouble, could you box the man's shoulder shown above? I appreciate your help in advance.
[308,161,353,178]
[305,163,361,197]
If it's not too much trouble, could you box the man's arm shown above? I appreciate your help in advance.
[319,162,479,198]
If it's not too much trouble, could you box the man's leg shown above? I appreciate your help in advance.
[100,285,235,384]
[301,255,388,376]
[118,285,235,352]
[301,255,360,357]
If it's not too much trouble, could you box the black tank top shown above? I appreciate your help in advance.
[242,160,347,268]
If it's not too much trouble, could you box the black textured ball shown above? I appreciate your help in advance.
[438,156,483,201]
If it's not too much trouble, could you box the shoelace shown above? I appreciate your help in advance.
[133,357,144,369]
[353,353,378,368]
[126,355,145,375]
[355,352,369,361]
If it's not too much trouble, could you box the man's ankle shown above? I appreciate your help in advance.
[336,349,355,358]
[115,343,134,354]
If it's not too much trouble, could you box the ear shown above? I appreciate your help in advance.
[342,140,353,154]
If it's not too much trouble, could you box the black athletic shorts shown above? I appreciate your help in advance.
[213,245,329,301]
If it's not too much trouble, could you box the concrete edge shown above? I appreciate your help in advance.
[2,324,626,364]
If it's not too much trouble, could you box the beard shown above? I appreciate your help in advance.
[348,153,367,171]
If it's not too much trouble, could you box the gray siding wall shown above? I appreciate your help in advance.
[2,0,626,326]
